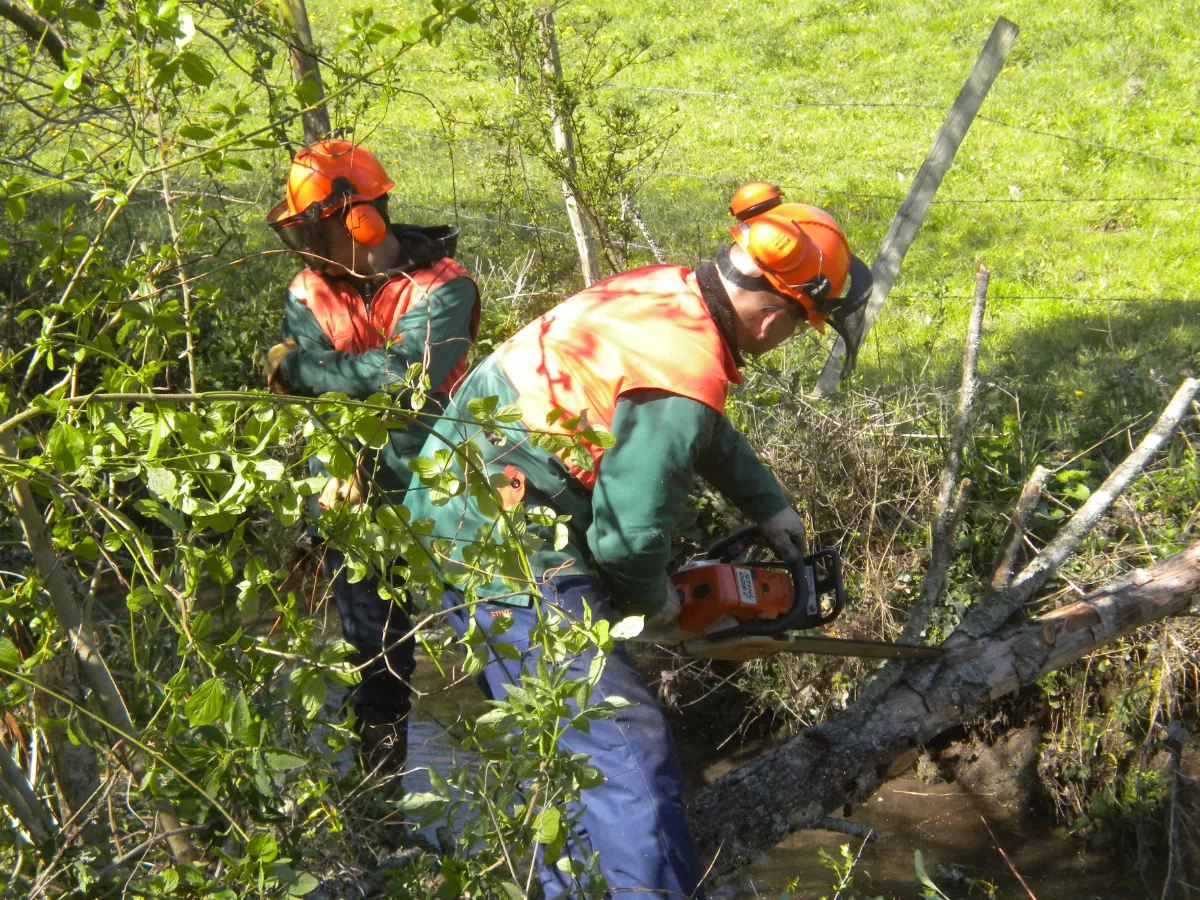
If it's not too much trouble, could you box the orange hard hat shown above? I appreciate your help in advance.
[266,139,394,250]
[724,181,874,375]
[730,202,851,318]
[285,139,394,217]
[729,181,783,222]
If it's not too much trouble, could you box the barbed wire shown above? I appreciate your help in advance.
[890,293,1198,304]
[394,198,1197,304]
[382,122,1200,208]
[389,65,1200,174]
[647,168,1200,207]
[394,200,659,254]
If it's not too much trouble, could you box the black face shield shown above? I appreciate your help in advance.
[816,254,873,377]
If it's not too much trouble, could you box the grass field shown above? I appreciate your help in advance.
[281,0,1200,397]
[272,0,1200,468]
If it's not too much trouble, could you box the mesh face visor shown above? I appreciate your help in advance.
[816,254,873,376]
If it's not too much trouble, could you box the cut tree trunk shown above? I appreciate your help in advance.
[687,541,1200,880]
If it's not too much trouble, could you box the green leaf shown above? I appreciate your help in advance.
[185,678,227,727]
[391,791,447,826]
[913,850,947,898]
[298,672,326,714]
[49,422,88,473]
[255,458,285,481]
[64,4,102,29]
[205,553,234,585]
[178,124,215,141]
[227,690,251,741]
[178,51,216,86]
[353,414,389,450]
[453,3,480,23]
[499,884,523,900]
[533,808,561,844]
[0,637,22,670]
[135,499,186,533]
[145,466,178,502]
[247,831,278,862]
[264,750,308,772]
[610,616,644,641]
[295,78,323,105]
[126,585,154,612]
[287,873,319,896]
[492,640,520,660]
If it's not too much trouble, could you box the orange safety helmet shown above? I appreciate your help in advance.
[266,139,394,251]
[724,182,873,370]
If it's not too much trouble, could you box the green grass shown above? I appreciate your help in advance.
[301,3,1200,311]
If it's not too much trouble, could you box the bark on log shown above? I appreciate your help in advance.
[687,541,1200,880]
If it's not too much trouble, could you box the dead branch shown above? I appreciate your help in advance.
[0,0,88,81]
[900,266,988,642]
[961,377,1200,636]
[902,479,971,643]
[688,541,1200,880]
[987,464,1051,593]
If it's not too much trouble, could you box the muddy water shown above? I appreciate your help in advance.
[403,659,1131,898]
[711,774,1122,899]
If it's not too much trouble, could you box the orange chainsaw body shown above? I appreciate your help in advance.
[673,562,795,633]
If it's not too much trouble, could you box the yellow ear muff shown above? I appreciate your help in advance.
[343,203,387,247]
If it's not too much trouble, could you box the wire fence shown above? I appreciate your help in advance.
[392,65,1200,175]
[386,117,1200,208]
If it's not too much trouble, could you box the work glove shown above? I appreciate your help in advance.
[318,472,365,511]
[645,578,682,630]
[636,578,688,645]
[263,338,298,394]
[758,506,807,562]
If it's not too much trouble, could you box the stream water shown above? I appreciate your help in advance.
[401,658,1134,899]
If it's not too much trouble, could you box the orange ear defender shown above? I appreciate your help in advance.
[342,203,387,247]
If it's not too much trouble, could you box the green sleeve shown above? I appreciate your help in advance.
[694,414,789,523]
[587,391,718,615]
[277,276,477,398]
[281,292,333,350]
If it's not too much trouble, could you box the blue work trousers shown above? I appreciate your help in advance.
[442,575,705,900]
[324,549,415,725]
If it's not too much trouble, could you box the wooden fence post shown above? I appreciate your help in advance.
[539,7,601,286]
[814,17,1018,396]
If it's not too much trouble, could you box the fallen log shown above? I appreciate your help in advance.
[687,541,1200,880]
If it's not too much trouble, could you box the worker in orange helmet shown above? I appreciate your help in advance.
[263,139,480,769]
[406,183,870,897]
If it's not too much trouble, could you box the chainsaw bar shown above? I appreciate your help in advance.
[676,633,943,662]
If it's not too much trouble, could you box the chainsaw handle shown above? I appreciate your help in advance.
[703,525,762,562]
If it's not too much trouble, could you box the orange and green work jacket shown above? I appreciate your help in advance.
[277,232,480,493]
[407,264,789,615]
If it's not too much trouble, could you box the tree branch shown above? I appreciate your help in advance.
[962,377,1200,636]
[986,464,1051,593]
[899,266,988,642]
[0,737,57,845]
[0,0,86,79]
[1,435,196,861]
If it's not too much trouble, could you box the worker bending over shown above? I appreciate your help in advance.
[409,182,869,897]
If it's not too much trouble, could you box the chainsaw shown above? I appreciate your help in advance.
[634,526,941,662]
